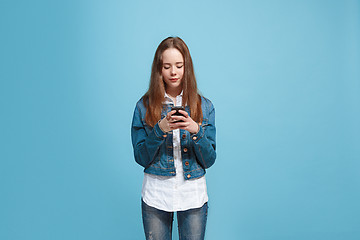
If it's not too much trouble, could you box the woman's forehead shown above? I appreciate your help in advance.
[162,48,184,63]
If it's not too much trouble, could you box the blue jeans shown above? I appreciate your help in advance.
[141,199,208,240]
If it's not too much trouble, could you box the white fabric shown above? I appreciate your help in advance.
[141,92,208,212]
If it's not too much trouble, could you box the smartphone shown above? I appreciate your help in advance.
[171,106,185,122]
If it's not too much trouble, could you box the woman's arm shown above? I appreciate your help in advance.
[131,103,167,168]
[190,103,216,169]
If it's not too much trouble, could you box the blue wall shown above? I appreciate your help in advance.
[1,0,359,239]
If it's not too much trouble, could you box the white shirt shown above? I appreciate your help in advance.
[141,92,208,212]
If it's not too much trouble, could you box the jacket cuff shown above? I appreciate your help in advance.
[154,121,167,139]
[190,124,205,143]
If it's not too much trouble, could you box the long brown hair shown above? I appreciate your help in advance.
[143,36,202,127]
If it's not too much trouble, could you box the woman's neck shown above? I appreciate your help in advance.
[165,87,182,99]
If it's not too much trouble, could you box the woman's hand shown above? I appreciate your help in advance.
[158,110,176,133]
[169,110,199,134]
[159,110,199,134]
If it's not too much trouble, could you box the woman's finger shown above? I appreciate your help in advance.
[178,110,189,118]
[166,110,176,120]
[170,121,189,128]
[171,115,187,122]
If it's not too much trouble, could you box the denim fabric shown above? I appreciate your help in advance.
[142,199,208,240]
[131,96,216,180]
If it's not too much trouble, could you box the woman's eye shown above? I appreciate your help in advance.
[177,65,183,69]
[164,66,170,69]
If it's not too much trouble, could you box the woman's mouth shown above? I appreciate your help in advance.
[169,78,178,82]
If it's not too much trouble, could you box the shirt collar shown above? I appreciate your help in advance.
[164,90,183,99]
[164,90,183,105]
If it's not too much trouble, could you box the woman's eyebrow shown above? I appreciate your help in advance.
[163,62,184,64]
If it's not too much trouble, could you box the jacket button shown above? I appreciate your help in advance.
[182,134,186,139]
[183,148,188,152]
[185,161,189,166]
[163,134,167,138]
[192,136,197,140]
[187,174,191,179]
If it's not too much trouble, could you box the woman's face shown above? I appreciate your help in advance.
[161,48,184,92]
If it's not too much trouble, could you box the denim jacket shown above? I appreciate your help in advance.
[131,96,216,180]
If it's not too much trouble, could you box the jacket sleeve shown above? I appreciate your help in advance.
[190,100,216,169]
[131,103,167,168]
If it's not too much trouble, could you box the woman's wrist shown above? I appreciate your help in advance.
[158,118,170,133]
[190,122,200,134]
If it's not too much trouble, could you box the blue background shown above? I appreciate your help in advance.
[1,0,359,239]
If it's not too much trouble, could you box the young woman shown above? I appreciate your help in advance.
[131,36,216,240]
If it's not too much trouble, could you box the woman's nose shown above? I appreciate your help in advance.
[171,67,176,75]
